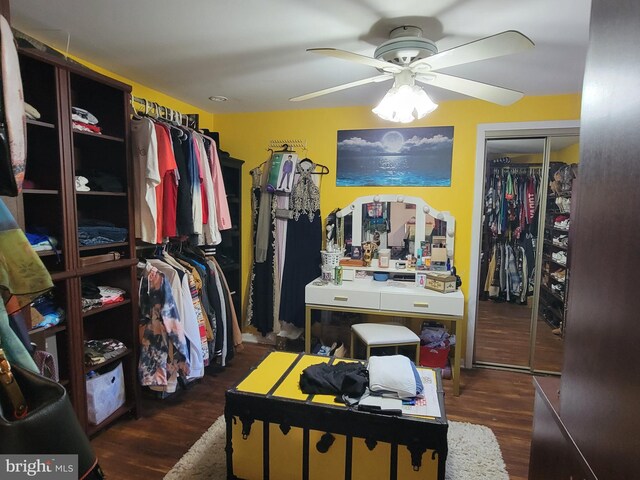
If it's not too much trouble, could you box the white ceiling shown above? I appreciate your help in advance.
[11,0,591,114]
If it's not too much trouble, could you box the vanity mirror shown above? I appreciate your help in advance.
[336,194,456,264]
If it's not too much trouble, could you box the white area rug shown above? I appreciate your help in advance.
[164,415,508,480]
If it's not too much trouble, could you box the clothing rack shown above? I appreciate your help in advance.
[130,94,198,128]
[492,163,543,174]
[267,139,307,152]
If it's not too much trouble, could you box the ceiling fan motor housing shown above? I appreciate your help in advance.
[374,26,438,65]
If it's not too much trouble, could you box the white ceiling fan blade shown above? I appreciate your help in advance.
[290,74,393,102]
[307,48,401,73]
[416,72,524,106]
[411,31,534,72]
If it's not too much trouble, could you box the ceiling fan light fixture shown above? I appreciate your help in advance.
[372,83,438,123]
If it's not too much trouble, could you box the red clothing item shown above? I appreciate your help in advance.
[154,123,178,242]
[73,121,102,133]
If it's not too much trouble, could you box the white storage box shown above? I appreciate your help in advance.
[86,362,125,425]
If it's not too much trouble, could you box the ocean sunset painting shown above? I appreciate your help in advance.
[336,127,454,187]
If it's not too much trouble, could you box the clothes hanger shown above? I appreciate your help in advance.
[299,157,330,175]
[130,96,143,120]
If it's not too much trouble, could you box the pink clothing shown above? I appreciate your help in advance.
[207,139,232,231]
[192,137,209,226]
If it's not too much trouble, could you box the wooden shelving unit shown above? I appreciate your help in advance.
[15,46,140,434]
[217,156,244,322]
[539,163,575,333]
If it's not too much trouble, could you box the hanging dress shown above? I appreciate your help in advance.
[279,162,322,328]
[247,166,276,335]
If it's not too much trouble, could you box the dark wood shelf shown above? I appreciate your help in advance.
[23,188,59,195]
[223,228,240,237]
[83,298,130,318]
[29,323,66,337]
[548,210,571,217]
[73,129,124,143]
[221,263,240,272]
[76,191,127,197]
[548,192,572,198]
[543,254,567,269]
[27,118,56,129]
[37,249,62,257]
[544,240,568,251]
[227,196,240,204]
[84,348,132,374]
[50,270,75,282]
[87,400,136,437]
[79,242,128,252]
[77,257,137,276]
[541,284,565,303]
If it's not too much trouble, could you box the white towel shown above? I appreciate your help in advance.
[368,355,417,399]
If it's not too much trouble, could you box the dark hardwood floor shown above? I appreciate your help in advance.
[91,343,535,480]
[475,299,564,371]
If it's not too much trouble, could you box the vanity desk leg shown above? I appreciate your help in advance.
[305,305,312,354]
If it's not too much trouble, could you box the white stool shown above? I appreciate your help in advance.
[350,323,420,364]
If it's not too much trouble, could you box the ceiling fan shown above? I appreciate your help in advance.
[290,26,534,119]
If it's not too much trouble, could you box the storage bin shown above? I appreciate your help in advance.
[86,362,125,425]
[420,345,450,369]
[321,250,343,269]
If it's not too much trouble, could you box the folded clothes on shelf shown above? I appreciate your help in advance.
[76,169,124,192]
[81,283,126,312]
[84,338,127,367]
[25,232,58,252]
[71,106,99,125]
[78,219,127,246]
[24,101,41,120]
[75,175,90,191]
[30,292,65,329]
[72,120,102,134]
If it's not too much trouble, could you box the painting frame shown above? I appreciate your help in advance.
[336,126,454,187]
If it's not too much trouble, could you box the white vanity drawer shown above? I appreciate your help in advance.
[380,290,463,316]
[306,284,380,310]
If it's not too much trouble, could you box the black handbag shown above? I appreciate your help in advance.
[0,349,104,479]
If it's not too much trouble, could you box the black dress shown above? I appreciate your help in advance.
[248,168,276,336]
[279,164,322,328]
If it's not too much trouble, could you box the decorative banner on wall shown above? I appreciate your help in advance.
[336,126,454,187]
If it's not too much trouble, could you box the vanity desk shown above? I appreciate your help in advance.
[304,194,465,395]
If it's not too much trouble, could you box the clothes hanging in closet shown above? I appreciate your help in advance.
[130,117,231,245]
[480,167,540,303]
[246,165,276,336]
[138,262,190,391]
[137,246,242,393]
[247,156,325,336]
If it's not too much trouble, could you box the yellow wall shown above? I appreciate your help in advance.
[215,94,581,339]
[554,142,581,164]
[62,53,215,130]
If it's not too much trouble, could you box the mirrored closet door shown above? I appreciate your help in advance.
[474,133,580,374]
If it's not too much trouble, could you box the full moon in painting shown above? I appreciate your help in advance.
[381,131,404,153]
